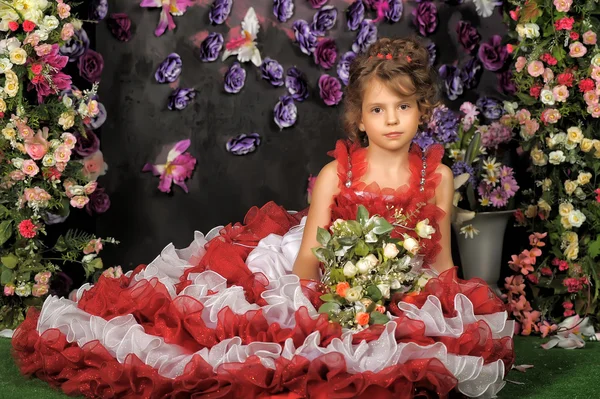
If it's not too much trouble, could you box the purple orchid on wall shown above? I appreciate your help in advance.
[142,139,197,193]
[226,133,262,155]
[139,0,193,37]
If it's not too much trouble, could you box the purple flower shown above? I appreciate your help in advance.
[199,32,224,62]
[311,5,337,36]
[209,0,232,25]
[318,74,343,106]
[386,0,403,22]
[168,88,196,110]
[313,38,337,69]
[476,96,504,120]
[346,0,365,31]
[49,271,73,298]
[451,161,477,186]
[460,57,482,90]
[86,186,111,215]
[273,0,294,22]
[107,13,132,42]
[274,95,298,129]
[292,20,318,55]
[438,64,463,101]
[308,0,328,9]
[427,42,436,65]
[78,49,104,83]
[456,21,480,54]
[226,133,261,155]
[427,105,460,144]
[88,102,107,130]
[352,20,377,54]
[261,57,285,87]
[59,28,89,62]
[337,50,356,86]
[413,130,437,150]
[155,53,182,84]
[498,69,516,95]
[285,67,309,101]
[224,62,246,93]
[412,1,438,37]
[89,0,108,21]
[477,34,507,72]
[74,129,100,157]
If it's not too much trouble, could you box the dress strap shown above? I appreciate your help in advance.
[409,143,445,200]
[327,139,367,190]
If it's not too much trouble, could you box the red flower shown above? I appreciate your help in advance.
[554,17,574,31]
[509,7,520,21]
[529,84,542,98]
[8,21,18,31]
[42,167,61,181]
[30,63,43,75]
[558,260,569,271]
[526,273,539,284]
[540,267,553,277]
[579,78,595,92]
[595,188,600,203]
[540,53,557,66]
[557,72,574,87]
[22,20,36,32]
[563,277,583,293]
[18,219,37,238]
[570,31,579,40]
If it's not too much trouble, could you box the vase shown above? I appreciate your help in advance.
[452,209,513,296]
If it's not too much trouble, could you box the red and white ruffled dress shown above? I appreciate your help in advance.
[12,139,515,398]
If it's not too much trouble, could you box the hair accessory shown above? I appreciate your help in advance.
[368,52,411,63]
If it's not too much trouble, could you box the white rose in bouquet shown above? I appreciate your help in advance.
[415,218,436,239]
[383,243,399,259]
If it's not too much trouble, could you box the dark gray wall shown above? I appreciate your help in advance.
[96,0,510,269]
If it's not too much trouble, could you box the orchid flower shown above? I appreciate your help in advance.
[451,173,476,226]
[372,0,390,23]
[142,139,196,193]
[222,7,262,66]
[541,315,598,349]
[140,0,193,37]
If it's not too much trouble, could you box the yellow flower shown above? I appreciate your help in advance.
[524,205,538,218]
[58,111,75,130]
[1,126,15,140]
[580,138,594,152]
[0,98,6,113]
[562,231,578,246]
[537,199,551,217]
[9,48,27,65]
[561,216,572,229]
[577,172,592,185]
[564,243,579,260]
[530,147,548,166]
[566,126,583,143]
[564,180,578,195]
[4,80,18,97]
[559,202,573,217]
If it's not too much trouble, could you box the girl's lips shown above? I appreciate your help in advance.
[384,132,404,137]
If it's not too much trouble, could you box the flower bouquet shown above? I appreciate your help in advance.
[312,205,435,330]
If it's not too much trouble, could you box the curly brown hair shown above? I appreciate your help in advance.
[342,36,441,145]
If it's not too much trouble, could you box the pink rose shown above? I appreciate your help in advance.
[84,181,98,195]
[553,0,572,12]
[515,56,527,72]
[3,283,15,296]
[583,30,597,45]
[61,132,77,149]
[32,283,49,297]
[527,61,544,77]
[24,128,49,160]
[34,271,52,284]
[34,44,52,57]
[54,145,72,163]
[516,109,531,124]
[82,151,108,181]
[70,195,90,209]
[61,23,74,40]
[84,238,103,254]
[569,41,587,58]
[9,170,26,181]
[21,159,39,176]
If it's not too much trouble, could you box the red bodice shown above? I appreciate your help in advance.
[327,139,446,266]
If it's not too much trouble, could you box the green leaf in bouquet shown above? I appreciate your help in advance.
[316,227,331,247]
[54,235,68,252]
[18,271,31,282]
[365,285,383,302]
[338,236,359,246]
[0,220,13,246]
[365,301,377,313]
[1,254,18,269]
[312,247,330,263]
[318,302,340,315]
[465,132,481,165]
[354,239,370,257]
[364,231,378,243]
[330,268,346,282]
[371,218,393,235]
[466,182,476,211]
[515,92,537,106]
[0,204,9,218]
[346,220,363,236]
[369,311,389,325]
[319,293,336,302]
[1,268,14,285]
[588,235,600,259]
[356,205,370,227]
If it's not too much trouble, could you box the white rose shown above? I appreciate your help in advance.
[574,187,586,201]
[530,147,548,166]
[23,9,44,24]
[540,89,555,105]
[4,37,21,52]
[416,275,432,288]
[11,157,24,169]
[402,236,419,255]
[15,284,31,297]
[343,261,358,278]
[568,210,586,228]
[548,150,566,165]
[591,53,600,67]
[390,279,401,290]
[9,48,27,65]
[383,243,399,259]
[345,286,362,301]
[553,132,567,145]
[42,154,56,166]
[564,140,578,150]
[0,57,13,73]
[62,96,73,108]
[415,219,436,239]
[516,23,540,39]
[364,254,379,267]
[41,15,59,31]
[559,202,574,217]
[33,29,48,41]
[356,258,372,274]
[82,253,96,263]
[377,283,390,299]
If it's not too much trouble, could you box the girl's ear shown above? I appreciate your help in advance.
[359,122,365,132]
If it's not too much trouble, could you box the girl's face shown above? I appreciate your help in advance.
[358,77,423,152]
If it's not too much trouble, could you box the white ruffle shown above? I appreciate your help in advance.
[35,218,512,398]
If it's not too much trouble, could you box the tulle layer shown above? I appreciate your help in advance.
[13,201,515,398]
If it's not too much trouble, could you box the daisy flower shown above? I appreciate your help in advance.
[460,224,480,239]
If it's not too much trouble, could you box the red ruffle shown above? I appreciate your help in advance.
[13,308,458,399]
[328,139,445,265]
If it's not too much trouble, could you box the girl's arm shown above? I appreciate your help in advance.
[431,164,456,274]
[292,161,340,280]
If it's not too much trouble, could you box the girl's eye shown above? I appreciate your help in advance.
[399,104,410,110]
[372,107,382,113]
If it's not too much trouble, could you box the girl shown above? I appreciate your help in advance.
[13,37,514,398]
